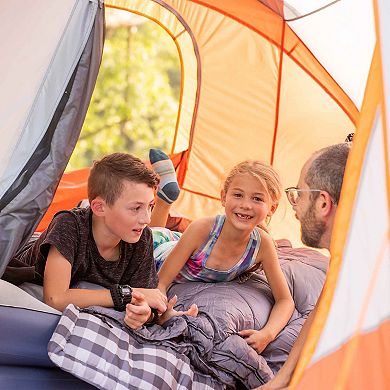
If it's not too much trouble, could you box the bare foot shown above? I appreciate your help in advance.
[158,295,198,325]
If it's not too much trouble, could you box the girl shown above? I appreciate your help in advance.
[156,159,294,353]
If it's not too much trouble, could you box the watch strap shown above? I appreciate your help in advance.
[110,284,129,311]
[120,285,133,306]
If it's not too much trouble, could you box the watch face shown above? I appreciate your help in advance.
[120,286,132,296]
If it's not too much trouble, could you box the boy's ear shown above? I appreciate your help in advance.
[220,190,226,207]
[90,197,106,216]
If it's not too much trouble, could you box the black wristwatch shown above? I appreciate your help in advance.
[110,284,133,311]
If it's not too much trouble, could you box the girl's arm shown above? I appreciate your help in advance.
[240,231,294,353]
[157,218,211,294]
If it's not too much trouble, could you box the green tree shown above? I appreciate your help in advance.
[67,19,180,170]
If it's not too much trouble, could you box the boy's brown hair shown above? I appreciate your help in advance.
[88,153,159,205]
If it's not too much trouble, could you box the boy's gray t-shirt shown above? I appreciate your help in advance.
[13,207,158,289]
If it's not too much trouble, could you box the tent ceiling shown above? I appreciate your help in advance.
[105,0,374,246]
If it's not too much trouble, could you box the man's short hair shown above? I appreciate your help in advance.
[88,153,159,205]
[305,142,351,204]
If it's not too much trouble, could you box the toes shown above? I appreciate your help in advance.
[187,304,198,317]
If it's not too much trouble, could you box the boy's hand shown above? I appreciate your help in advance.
[239,328,274,354]
[133,288,168,313]
[124,291,151,329]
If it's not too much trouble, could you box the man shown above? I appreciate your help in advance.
[255,142,351,390]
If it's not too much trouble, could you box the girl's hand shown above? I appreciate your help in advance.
[124,291,152,330]
[158,295,198,325]
[239,328,274,354]
[133,288,168,313]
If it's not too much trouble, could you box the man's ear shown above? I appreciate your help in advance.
[220,190,226,207]
[90,197,106,216]
[317,191,333,217]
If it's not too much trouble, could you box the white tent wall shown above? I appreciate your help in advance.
[0,0,104,277]
[0,0,99,200]
[0,0,76,186]
[312,114,389,362]
[286,0,375,109]
[290,1,390,387]
[0,0,388,388]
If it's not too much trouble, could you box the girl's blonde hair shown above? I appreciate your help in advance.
[223,160,282,227]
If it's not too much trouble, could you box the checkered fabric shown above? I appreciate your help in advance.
[48,305,224,390]
[48,245,328,389]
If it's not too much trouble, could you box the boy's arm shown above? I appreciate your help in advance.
[45,246,153,328]
[44,245,113,311]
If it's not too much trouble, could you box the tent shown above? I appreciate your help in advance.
[0,0,388,389]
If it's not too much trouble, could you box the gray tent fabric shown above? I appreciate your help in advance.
[0,1,104,277]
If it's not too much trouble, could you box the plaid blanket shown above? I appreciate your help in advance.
[48,244,327,389]
[48,304,224,390]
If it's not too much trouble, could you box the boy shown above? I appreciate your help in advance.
[12,152,178,328]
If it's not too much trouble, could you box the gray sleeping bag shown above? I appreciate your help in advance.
[48,242,328,389]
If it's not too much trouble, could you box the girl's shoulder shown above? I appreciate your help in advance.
[255,225,272,240]
[255,227,277,261]
[183,216,216,241]
[189,217,216,228]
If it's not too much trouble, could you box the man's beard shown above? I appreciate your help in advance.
[300,201,326,248]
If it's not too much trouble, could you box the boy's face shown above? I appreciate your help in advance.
[102,180,155,243]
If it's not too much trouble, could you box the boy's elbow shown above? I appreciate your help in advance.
[44,293,66,311]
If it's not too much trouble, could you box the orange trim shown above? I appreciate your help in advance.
[283,27,359,125]
[106,1,203,186]
[36,168,90,232]
[174,29,186,40]
[189,0,283,46]
[170,150,189,186]
[181,186,221,201]
[270,20,285,165]
[189,0,359,124]
[291,45,381,388]
[106,4,186,156]
[295,318,390,390]
[170,28,185,155]
[335,233,388,389]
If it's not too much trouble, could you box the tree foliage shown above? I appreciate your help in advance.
[67,19,180,170]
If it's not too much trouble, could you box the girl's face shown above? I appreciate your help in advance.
[221,173,276,231]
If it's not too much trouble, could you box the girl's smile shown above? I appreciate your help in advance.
[222,173,273,231]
